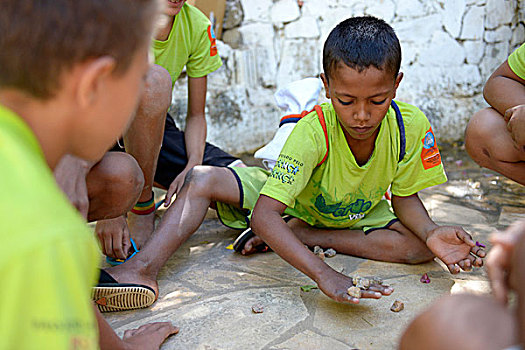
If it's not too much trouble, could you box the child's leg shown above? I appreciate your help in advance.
[103,166,241,294]
[290,219,434,264]
[465,107,525,185]
[244,219,433,263]
[121,65,172,247]
[86,152,144,221]
[399,294,517,350]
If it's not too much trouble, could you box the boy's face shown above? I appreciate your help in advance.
[321,63,402,143]
[72,45,151,161]
[164,0,186,17]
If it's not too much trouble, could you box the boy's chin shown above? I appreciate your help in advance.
[70,146,109,163]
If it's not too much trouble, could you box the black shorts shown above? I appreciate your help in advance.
[112,113,239,189]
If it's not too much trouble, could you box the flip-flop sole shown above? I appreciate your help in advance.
[92,285,156,312]
[232,227,255,252]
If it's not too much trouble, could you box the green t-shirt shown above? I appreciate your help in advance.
[152,3,222,85]
[508,43,525,80]
[260,102,448,228]
[0,105,99,349]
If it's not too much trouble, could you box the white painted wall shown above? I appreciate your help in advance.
[170,0,525,154]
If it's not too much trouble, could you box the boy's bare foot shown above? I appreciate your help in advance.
[128,211,156,249]
[123,322,179,350]
[104,263,159,300]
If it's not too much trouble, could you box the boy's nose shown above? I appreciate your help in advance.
[354,106,370,123]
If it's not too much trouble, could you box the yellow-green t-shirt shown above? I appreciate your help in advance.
[508,43,525,80]
[0,105,99,349]
[152,3,222,85]
[260,102,448,228]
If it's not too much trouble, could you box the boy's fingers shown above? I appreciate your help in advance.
[468,254,483,267]
[360,290,382,299]
[340,293,359,304]
[458,258,472,272]
[456,228,475,247]
[447,263,460,274]
[470,245,486,258]
[368,284,394,295]
[164,188,175,207]
[113,232,125,259]
[104,236,113,259]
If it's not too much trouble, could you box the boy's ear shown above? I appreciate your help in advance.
[320,73,330,99]
[392,72,404,99]
[76,56,117,108]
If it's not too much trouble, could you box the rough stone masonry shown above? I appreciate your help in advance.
[169,0,525,154]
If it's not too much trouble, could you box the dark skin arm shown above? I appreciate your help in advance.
[483,61,525,115]
[251,195,392,304]
[166,76,207,199]
[484,61,525,150]
[392,194,485,274]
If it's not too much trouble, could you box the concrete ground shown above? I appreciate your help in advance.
[101,146,524,349]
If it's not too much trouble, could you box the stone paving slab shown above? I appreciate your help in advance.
[103,214,492,349]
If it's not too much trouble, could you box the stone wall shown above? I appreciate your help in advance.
[170,0,525,154]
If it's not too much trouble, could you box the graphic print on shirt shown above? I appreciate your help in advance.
[207,25,218,56]
[420,127,442,170]
[270,155,303,185]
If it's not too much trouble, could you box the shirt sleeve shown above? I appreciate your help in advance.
[0,232,99,349]
[508,43,525,80]
[186,21,222,78]
[390,109,448,196]
[260,117,326,207]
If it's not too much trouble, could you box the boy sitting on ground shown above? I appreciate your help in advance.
[98,16,485,308]
[0,0,177,347]
[465,43,525,185]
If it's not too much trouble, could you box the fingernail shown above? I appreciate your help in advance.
[375,292,381,297]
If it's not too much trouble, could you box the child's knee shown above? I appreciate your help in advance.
[465,108,507,164]
[183,166,221,196]
[139,64,172,116]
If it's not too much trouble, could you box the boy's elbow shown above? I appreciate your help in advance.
[250,205,266,234]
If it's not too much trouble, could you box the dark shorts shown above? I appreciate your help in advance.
[112,113,239,189]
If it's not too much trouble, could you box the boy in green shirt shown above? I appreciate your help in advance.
[56,0,243,262]
[0,0,177,348]
[465,43,525,185]
[101,16,485,306]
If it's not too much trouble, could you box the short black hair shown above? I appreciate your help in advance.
[323,16,401,81]
[0,0,160,99]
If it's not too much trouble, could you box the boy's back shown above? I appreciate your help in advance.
[0,105,99,348]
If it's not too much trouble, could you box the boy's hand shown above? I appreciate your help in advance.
[316,268,394,304]
[164,167,192,207]
[95,216,132,260]
[425,226,485,274]
[486,220,525,304]
[504,104,525,151]
[122,322,179,350]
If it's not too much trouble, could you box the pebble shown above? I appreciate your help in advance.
[325,248,336,258]
[251,303,264,313]
[390,300,404,312]
[353,276,370,290]
[347,286,361,298]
